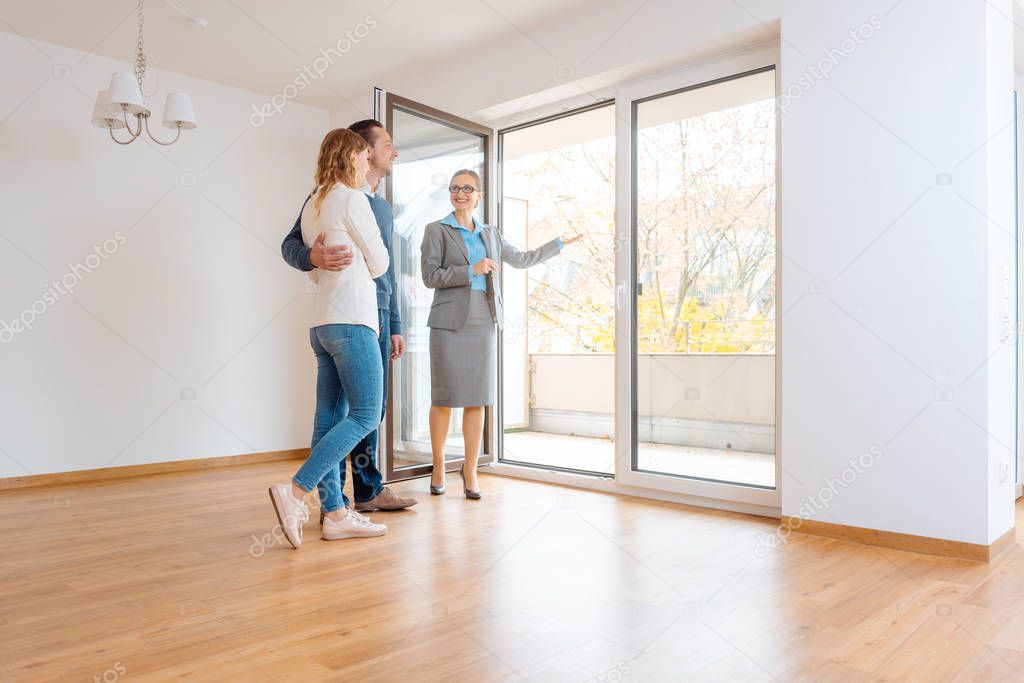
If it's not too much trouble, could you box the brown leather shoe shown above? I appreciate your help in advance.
[354,486,418,512]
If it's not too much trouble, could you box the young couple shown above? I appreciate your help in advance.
[268,120,578,549]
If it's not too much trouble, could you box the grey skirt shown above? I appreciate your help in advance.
[429,290,496,407]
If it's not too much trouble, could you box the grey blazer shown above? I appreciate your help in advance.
[420,220,562,331]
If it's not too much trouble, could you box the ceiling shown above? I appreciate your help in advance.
[7,1,1024,118]
[0,0,604,115]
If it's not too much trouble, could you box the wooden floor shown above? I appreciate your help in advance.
[2,463,1024,682]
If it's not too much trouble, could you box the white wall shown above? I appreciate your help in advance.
[0,33,328,478]
[780,0,1015,545]
[985,0,1018,542]
[1017,69,1024,503]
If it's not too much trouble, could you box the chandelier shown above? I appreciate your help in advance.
[91,0,197,145]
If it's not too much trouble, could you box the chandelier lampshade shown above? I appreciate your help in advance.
[90,90,128,129]
[162,92,197,130]
[107,72,148,115]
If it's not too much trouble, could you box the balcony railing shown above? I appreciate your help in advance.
[523,319,776,354]
[510,351,776,454]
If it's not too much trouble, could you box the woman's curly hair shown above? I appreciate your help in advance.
[312,128,368,216]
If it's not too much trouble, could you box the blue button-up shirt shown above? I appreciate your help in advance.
[440,212,488,291]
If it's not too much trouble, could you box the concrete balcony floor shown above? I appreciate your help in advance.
[502,430,775,488]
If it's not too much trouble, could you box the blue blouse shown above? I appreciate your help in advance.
[440,212,488,291]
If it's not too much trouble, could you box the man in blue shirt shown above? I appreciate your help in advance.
[281,119,416,513]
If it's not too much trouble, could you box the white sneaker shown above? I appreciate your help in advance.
[268,484,310,549]
[322,509,388,540]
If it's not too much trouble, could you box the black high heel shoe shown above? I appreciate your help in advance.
[460,464,482,500]
[430,466,446,495]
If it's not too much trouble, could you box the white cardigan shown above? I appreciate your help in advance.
[301,184,389,333]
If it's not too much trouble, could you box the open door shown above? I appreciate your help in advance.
[374,88,496,483]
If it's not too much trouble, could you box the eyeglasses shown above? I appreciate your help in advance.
[449,185,478,194]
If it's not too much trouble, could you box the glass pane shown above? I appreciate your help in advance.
[500,104,616,474]
[634,69,777,488]
[390,107,485,471]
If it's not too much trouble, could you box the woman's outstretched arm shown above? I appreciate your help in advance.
[499,233,563,269]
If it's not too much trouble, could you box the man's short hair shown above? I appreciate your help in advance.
[349,119,385,146]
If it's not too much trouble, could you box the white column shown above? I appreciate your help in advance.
[780,0,1015,545]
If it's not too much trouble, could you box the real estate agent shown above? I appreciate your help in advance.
[420,169,580,498]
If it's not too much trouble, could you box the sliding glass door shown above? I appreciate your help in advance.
[617,56,780,506]
[497,102,617,476]
[632,67,777,488]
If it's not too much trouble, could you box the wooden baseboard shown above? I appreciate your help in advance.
[781,516,1016,563]
[0,448,310,491]
[988,526,1017,561]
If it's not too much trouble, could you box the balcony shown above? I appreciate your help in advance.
[502,351,776,487]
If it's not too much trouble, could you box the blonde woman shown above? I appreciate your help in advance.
[269,128,391,548]
[421,169,580,498]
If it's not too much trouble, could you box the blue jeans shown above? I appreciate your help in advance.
[293,323,383,512]
[333,309,390,506]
